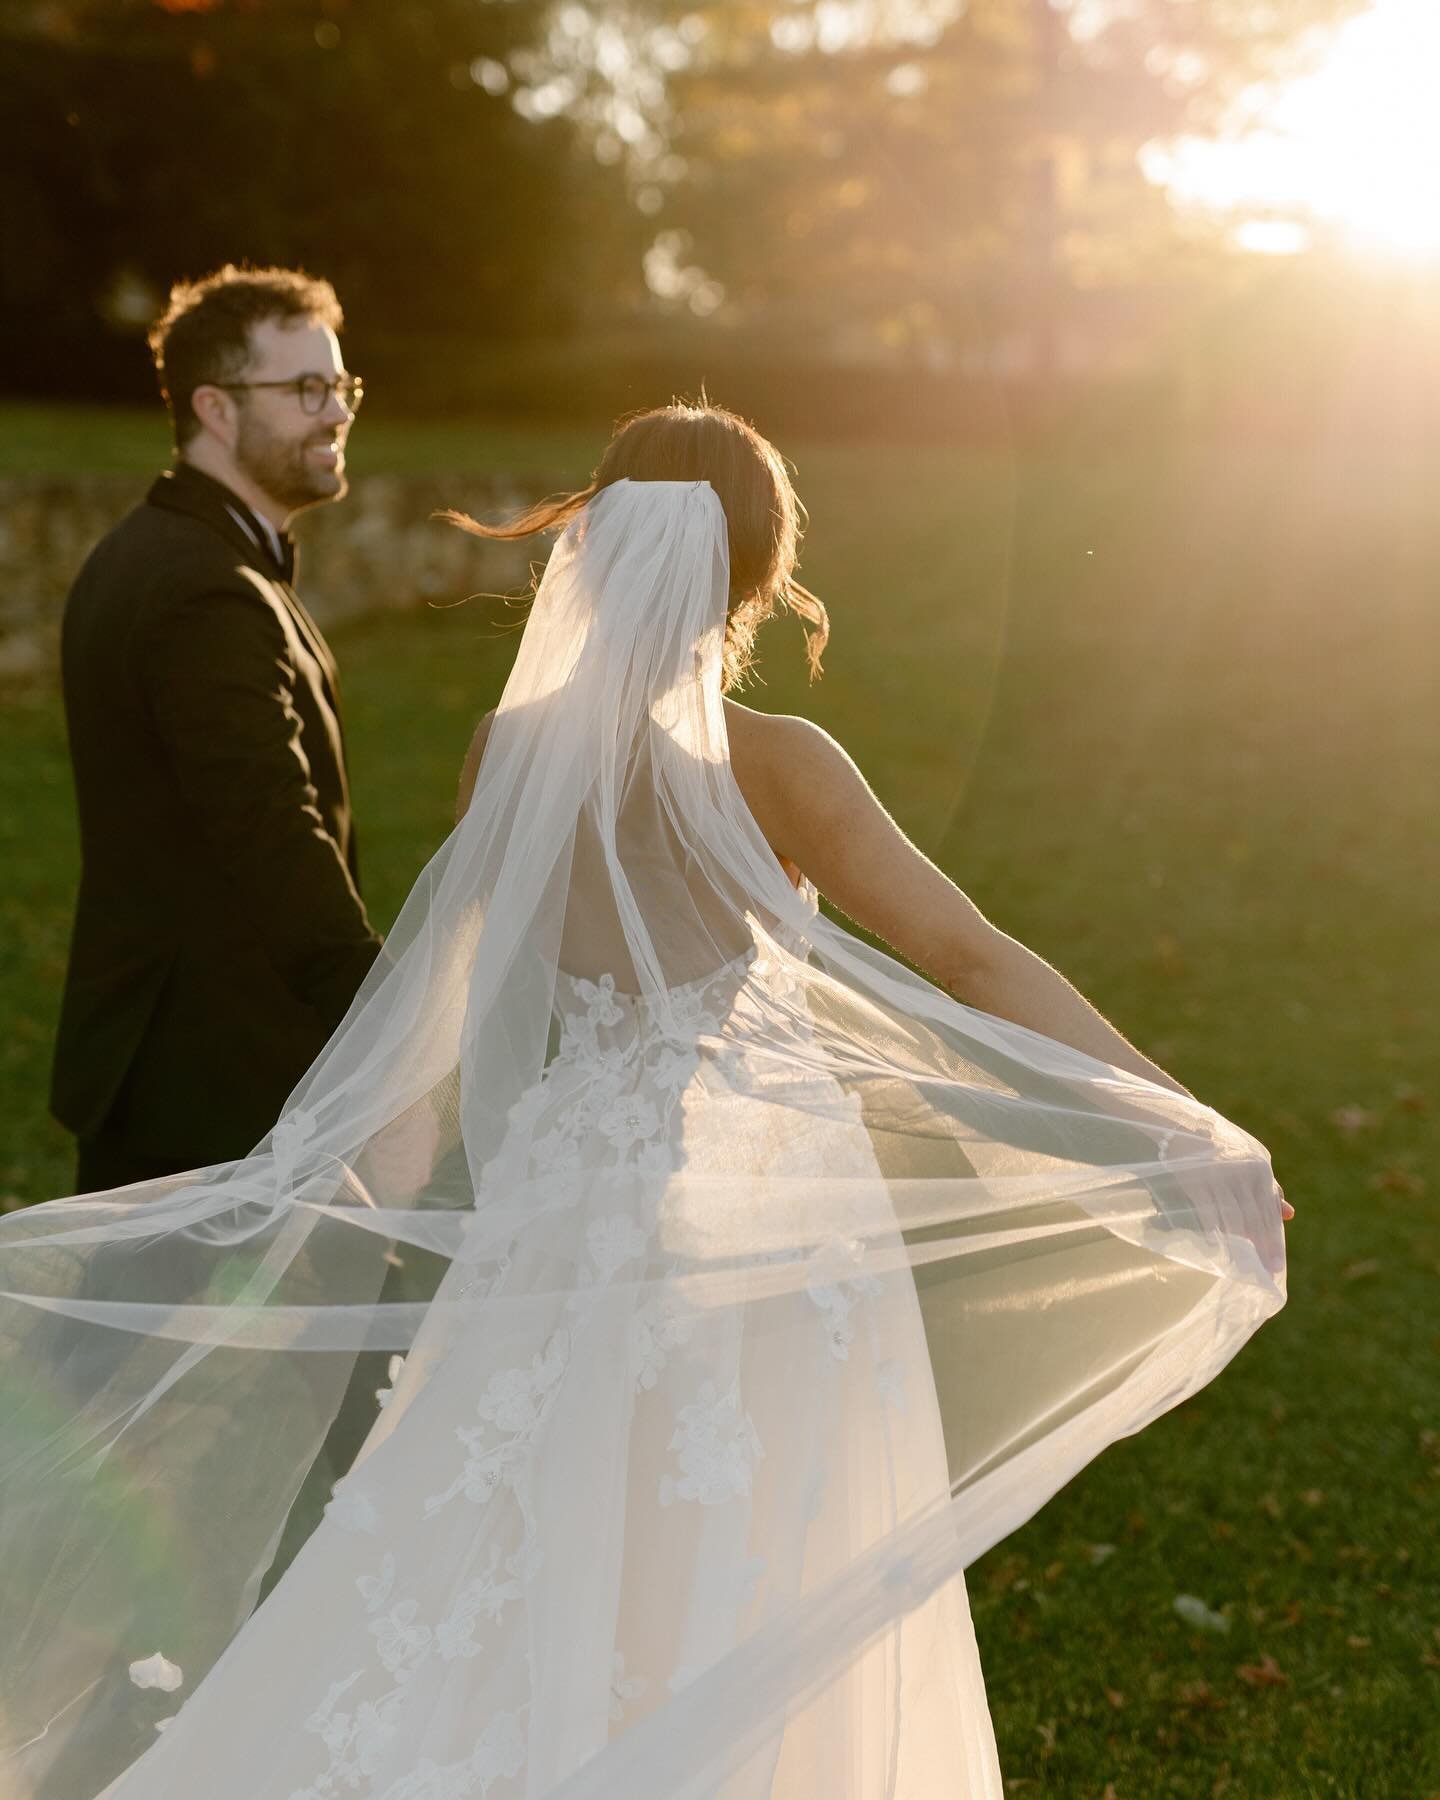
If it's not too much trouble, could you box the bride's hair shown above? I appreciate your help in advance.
[440,398,827,691]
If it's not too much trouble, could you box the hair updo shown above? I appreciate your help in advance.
[441,398,827,691]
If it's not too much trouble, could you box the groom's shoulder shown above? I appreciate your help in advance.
[71,488,263,617]
[92,485,233,570]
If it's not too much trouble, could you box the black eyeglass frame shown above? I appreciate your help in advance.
[214,373,364,415]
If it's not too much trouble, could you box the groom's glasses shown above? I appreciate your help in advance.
[217,373,364,415]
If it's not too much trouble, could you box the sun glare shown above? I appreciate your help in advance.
[1143,0,1440,261]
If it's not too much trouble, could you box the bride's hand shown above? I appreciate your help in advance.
[1276,1181,1294,1222]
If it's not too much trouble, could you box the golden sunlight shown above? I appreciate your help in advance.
[1142,0,1440,261]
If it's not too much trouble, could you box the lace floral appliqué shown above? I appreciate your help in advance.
[660,1378,763,1506]
[424,1331,570,1518]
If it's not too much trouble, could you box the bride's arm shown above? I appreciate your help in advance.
[746,713,1194,1098]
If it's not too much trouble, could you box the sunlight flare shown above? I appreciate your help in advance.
[1144,0,1440,261]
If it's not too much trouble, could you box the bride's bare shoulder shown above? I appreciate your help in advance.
[723,698,826,750]
[723,701,997,986]
[722,700,876,869]
[723,699,855,796]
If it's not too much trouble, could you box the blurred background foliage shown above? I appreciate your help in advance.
[12,0,1436,447]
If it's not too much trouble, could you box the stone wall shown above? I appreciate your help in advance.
[0,473,557,680]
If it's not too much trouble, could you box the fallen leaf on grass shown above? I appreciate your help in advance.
[1334,1545,1377,1567]
[1237,1653,1289,1688]
[1174,1594,1230,1634]
[1087,1542,1117,1566]
[1176,1678,1226,1710]
[1369,1168,1427,1198]
[1329,1105,1380,1135]
[985,1553,1026,1596]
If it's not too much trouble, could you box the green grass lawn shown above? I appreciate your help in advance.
[0,398,605,480]
[2,410,1437,1795]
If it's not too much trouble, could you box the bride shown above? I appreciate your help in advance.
[0,400,1288,1799]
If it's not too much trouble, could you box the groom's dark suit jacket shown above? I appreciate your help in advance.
[51,462,384,1178]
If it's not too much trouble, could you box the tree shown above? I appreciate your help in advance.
[0,0,640,399]
[540,0,1372,373]
[0,0,1379,404]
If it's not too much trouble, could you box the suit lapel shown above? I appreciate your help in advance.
[148,464,265,566]
[148,464,342,707]
[273,569,342,706]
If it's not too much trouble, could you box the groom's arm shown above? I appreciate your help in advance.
[141,581,383,1026]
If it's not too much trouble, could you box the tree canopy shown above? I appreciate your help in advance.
[558,0,1369,365]
[0,0,1372,402]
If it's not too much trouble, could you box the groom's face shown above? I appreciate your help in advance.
[232,317,355,514]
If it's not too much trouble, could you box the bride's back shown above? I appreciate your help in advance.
[459,700,796,995]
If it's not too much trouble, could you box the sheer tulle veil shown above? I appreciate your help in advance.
[0,477,1285,1798]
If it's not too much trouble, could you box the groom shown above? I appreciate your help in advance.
[52,265,384,1191]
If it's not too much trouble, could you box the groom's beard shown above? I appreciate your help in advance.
[235,410,349,514]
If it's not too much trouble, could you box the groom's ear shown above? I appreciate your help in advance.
[190,382,237,446]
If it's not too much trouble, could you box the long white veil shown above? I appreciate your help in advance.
[0,478,1285,1799]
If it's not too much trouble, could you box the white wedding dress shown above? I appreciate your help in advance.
[0,481,1286,1800]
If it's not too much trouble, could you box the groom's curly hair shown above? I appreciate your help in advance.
[148,263,344,449]
[440,397,827,692]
